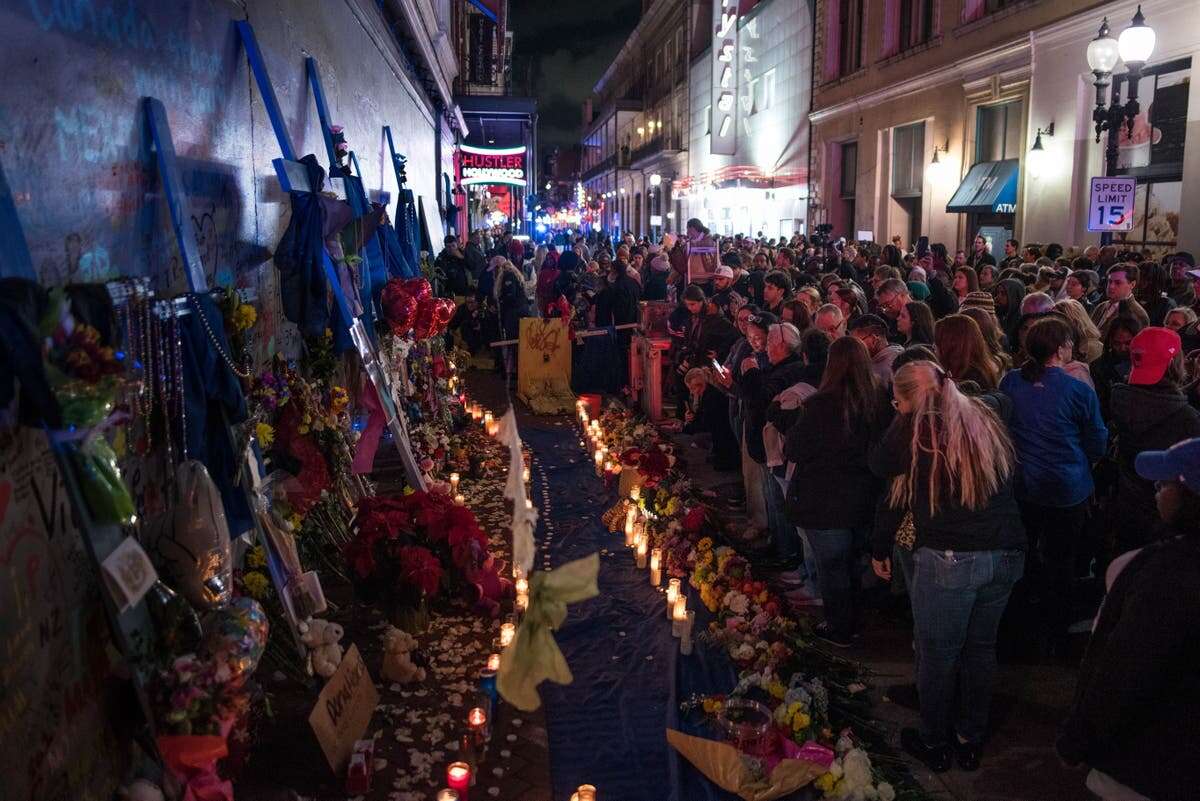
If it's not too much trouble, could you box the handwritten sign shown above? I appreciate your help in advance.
[308,644,378,773]
[518,317,572,401]
[1,428,123,801]
[1088,176,1137,232]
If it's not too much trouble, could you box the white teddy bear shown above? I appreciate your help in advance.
[299,617,344,679]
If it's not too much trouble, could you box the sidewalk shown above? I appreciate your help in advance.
[667,428,1095,801]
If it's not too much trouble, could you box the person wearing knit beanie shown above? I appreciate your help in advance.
[960,290,996,316]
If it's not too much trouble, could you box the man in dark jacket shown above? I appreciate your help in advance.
[435,235,471,297]
[1058,437,1200,801]
[464,230,487,283]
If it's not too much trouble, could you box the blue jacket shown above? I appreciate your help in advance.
[999,366,1108,507]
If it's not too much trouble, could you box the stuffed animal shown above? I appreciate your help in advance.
[380,625,425,684]
[299,617,344,678]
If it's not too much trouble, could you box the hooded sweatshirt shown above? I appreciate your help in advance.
[995,278,1027,354]
[871,343,904,384]
[1110,383,1200,535]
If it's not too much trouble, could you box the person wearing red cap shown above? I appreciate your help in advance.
[1108,327,1200,555]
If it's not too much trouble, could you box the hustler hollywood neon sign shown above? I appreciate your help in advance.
[456,144,527,186]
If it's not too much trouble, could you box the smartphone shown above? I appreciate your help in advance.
[711,358,727,377]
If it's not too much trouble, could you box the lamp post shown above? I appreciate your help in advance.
[1087,7,1156,178]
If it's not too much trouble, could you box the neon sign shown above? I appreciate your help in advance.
[456,144,527,187]
[710,0,739,156]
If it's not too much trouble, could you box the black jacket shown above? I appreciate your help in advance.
[1058,536,1200,801]
[436,248,471,296]
[1110,383,1200,535]
[642,269,669,301]
[464,242,487,281]
[785,387,893,529]
[741,354,809,464]
[868,410,1025,560]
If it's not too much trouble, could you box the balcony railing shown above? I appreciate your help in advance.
[580,150,630,182]
[629,132,685,165]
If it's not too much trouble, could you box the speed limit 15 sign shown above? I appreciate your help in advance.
[1088,176,1137,232]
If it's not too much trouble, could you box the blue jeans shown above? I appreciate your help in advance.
[804,527,866,637]
[765,469,798,561]
[911,547,1024,747]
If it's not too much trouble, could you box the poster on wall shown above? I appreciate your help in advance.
[0,428,125,801]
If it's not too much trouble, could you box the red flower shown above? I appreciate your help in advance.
[398,545,443,597]
[681,506,706,534]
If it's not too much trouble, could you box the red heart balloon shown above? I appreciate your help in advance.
[403,277,432,302]
[381,279,417,335]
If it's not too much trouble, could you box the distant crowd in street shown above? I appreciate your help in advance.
[433,220,1200,800]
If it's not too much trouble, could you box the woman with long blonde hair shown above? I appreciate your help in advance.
[869,361,1025,774]
[1054,298,1103,363]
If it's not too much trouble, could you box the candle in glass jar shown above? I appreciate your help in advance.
[467,706,488,737]
[437,790,460,801]
[573,785,597,801]
[516,590,528,612]
[483,411,493,427]
[624,517,636,547]
[522,466,531,483]
[454,493,466,505]
[514,577,529,595]
[499,622,516,648]
[636,537,648,568]
[680,610,696,655]
[446,762,471,797]
[630,485,641,502]
[486,652,501,672]
[449,472,460,492]
[650,548,662,586]
[666,578,680,619]
[672,596,688,637]
[487,421,499,437]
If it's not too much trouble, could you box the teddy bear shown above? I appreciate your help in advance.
[299,617,344,679]
[380,625,426,684]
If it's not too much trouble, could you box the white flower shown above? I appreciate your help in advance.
[878,783,896,801]
[840,749,874,799]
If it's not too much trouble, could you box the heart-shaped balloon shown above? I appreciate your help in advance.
[381,279,417,335]
[412,296,436,340]
[432,298,455,336]
[403,277,432,303]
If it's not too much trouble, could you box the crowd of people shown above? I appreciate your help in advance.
[434,220,1200,800]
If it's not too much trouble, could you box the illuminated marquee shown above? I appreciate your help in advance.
[456,144,527,187]
[710,0,739,156]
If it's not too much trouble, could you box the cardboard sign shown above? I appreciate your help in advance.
[517,317,572,401]
[1088,176,1137,232]
[308,645,378,772]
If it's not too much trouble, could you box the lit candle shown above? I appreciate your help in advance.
[672,595,687,637]
[467,706,488,739]
[516,590,529,612]
[594,451,604,475]
[446,762,471,798]
[486,653,501,672]
[525,498,534,510]
[483,411,493,428]
[454,493,466,505]
[666,578,680,619]
[450,472,461,492]
[630,485,641,503]
[523,466,531,483]
[636,536,648,569]
[437,790,460,801]
[650,548,662,586]
[573,785,597,801]
[487,421,499,437]
[680,610,696,655]
[624,517,636,547]
[499,622,516,648]
[515,577,529,595]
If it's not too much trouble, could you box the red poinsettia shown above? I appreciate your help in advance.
[397,545,443,597]
[681,505,706,534]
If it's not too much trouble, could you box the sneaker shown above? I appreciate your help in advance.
[813,622,852,648]
[955,738,982,772]
[900,728,951,773]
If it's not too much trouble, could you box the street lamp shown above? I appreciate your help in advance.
[1026,123,1054,180]
[649,173,662,187]
[1087,6,1155,176]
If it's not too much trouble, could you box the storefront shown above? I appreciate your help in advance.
[456,144,529,232]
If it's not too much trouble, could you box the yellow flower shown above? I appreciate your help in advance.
[287,513,302,531]
[232,303,257,331]
[330,385,350,413]
[768,681,786,700]
[298,424,309,435]
[243,571,270,600]
[697,536,714,552]
[815,773,836,794]
[792,712,811,732]
[255,422,275,449]
[245,545,267,569]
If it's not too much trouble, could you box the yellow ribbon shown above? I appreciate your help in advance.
[497,553,600,711]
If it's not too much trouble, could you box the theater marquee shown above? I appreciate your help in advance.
[456,144,527,187]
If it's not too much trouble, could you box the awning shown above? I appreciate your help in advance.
[946,159,1019,214]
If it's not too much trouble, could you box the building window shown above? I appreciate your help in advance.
[840,141,858,231]
[899,0,934,50]
[975,98,1024,163]
[836,0,865,77]
[744,76,760,115]
[891,121,926,197]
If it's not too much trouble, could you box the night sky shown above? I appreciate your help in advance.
[509,0,642,154]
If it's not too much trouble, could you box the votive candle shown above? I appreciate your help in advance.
[449,472,461,493]
[486,653,501,672]
[636,537,648,569]
[514,577,529,595]
[680,610,696,655]
[446,762,471,797]
[516,590,529,612]
[666,578,680,619]
[499,622,516,648]
[437,790,460,801]
[523,466,531,483]
[650,548,662,586]
[454,493,466,505]
[483,411,493,428]
[467,706,488,740]
[672,596,688,637]
[624,518,636,547]
[574,785,597,801]
[487,421,499,437]
[630,486,641,502]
